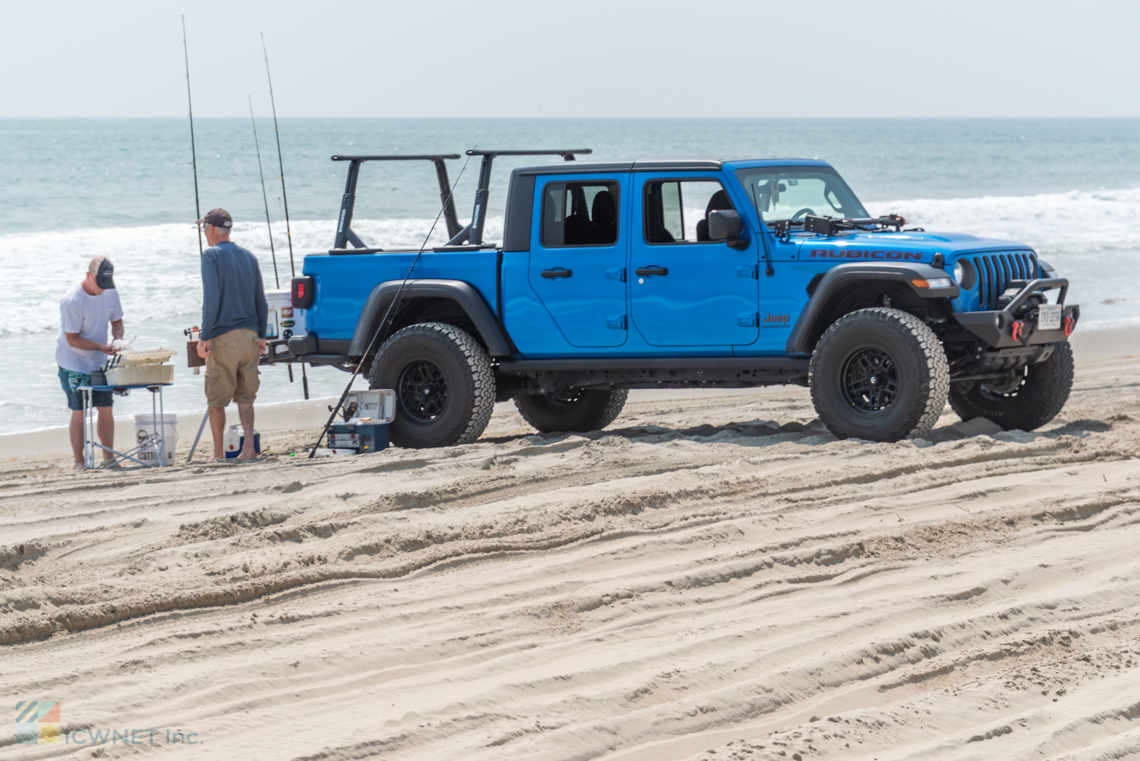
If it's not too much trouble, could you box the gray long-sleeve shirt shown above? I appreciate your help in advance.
[200,241,268,341]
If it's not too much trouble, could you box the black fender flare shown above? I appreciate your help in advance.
[785,263,960,354]
[349,279,512,358]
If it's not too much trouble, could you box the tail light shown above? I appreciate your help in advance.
[292,276,314,309]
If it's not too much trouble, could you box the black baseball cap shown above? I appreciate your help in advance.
[196,208,233,229]
[89,257,115,289]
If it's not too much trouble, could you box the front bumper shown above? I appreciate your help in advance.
[953,277,1079,349]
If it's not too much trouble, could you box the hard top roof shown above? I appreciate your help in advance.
[512,158,833,176]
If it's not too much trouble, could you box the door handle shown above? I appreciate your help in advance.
[635,267,668,277]
[541,268,572,278]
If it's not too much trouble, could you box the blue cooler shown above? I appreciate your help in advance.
[328,423,389,453]
[327,390,395,454]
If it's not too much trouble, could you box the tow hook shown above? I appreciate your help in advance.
[1063,316,1076,337]
[1011,320,1026,343]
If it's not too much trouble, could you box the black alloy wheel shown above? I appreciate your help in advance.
[398,360,449,422]
[841,348,899,414]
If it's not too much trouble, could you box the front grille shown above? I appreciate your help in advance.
[971,252,1039,310]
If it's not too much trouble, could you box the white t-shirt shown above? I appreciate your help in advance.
[55,283,124,374]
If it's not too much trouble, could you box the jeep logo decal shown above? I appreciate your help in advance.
[811,249,923,261]
[763,313,790,326]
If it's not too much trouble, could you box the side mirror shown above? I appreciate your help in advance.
[708,210,748,249]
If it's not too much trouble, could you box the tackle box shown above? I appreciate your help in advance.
[326,389,395,454]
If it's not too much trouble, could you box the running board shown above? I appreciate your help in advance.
[497,357,810,373]
[496,356,810,392]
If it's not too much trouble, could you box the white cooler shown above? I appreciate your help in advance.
[265,289,306,360]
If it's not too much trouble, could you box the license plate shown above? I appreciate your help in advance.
[1038,304,1062,331]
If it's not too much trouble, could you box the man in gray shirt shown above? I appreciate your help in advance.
[57,256,124,469]
[195,209,268,460]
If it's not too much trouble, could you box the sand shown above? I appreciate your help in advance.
[1,327,1138,759]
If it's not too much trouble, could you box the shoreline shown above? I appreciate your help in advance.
[1,323,1135,462]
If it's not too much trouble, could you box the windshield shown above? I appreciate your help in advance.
[734,166,868,224]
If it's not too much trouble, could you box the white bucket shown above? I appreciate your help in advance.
[134,414,178,465]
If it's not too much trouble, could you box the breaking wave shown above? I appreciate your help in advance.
[868,187,1140,329]
[0,216,505,339]
[0,189,1134,435]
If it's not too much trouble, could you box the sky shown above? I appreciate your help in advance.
[2,0,1139,119]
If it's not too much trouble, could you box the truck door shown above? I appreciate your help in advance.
[629,174,759,346]
[529,174,629,348]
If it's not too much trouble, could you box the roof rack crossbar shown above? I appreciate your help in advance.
[331,154,462,161]
[465,149,590,161]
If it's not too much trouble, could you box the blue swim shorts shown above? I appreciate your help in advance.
[59,367,113,411]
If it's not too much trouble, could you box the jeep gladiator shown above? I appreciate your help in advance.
[277,149,1079,448]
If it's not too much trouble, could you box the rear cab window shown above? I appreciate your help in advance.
[541,181,620,247]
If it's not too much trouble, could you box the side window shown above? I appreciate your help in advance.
[644,180,736,244]
[541,181,620,247]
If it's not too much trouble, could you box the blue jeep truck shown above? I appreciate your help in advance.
[279,148,1079,449]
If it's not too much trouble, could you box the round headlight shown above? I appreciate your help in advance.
[952,258,977,290]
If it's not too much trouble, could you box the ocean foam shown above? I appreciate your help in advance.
[0,191,1133,435]
[868,188,1140,329]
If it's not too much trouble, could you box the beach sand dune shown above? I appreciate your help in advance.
[1,339,1138,759]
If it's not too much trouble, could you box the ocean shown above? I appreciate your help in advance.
[1,118,1137,436]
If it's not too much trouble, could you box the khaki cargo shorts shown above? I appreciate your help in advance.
[205,328,261,407]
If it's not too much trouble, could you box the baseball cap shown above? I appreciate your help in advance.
[196,208,233,229]
[89,256,116,289]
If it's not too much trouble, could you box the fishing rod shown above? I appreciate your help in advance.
[261,33,295,278]
[261,32,307,398]
[308,155,473,459]
[248,96,280,288]
[249,96,295,385]
[182,15,211,464]
[182,15,202,255]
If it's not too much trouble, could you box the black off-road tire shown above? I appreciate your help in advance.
[809,307,950,442]
[949,341,1074,431]
[369,322,495,448]
[514,388,628,434]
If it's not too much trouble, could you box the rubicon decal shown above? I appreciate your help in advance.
[811,249,923,261]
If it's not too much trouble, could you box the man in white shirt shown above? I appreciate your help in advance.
[56,257,125,469]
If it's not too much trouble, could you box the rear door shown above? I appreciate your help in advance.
[629,173,760,346]
[528,174,629,347]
